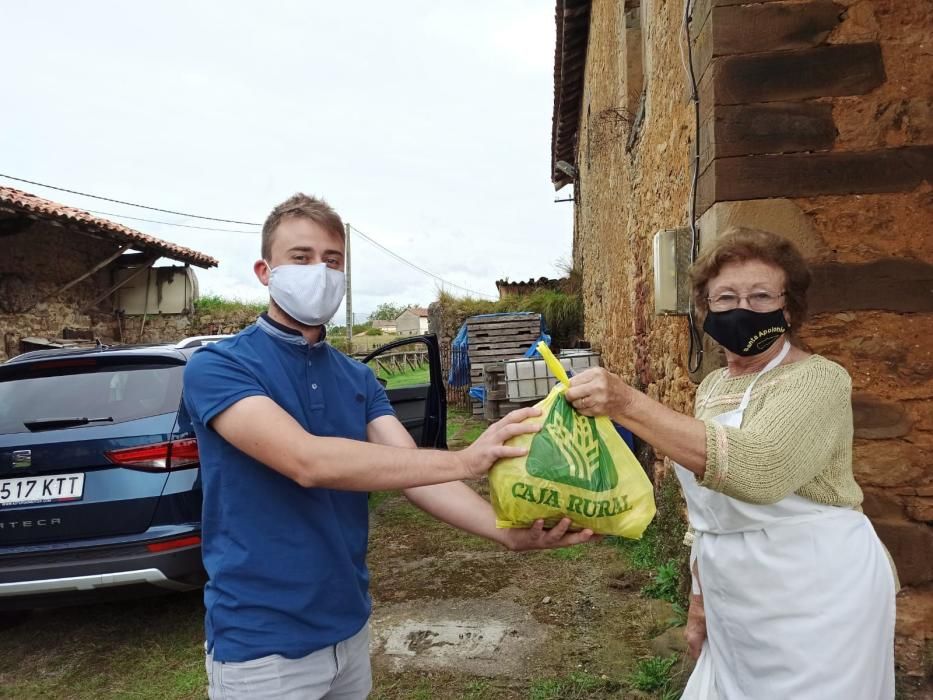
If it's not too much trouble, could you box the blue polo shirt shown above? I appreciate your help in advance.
[183,314,394,663]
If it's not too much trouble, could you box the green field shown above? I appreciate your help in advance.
[382,365,429,388]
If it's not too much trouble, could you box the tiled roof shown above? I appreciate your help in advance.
[551,0,591,189]
[0,186,218,268]
[410,307,429,317]
[496,277,566,296]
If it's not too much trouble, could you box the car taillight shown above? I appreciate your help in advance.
[146,535,201,553]
[105,438,199,471]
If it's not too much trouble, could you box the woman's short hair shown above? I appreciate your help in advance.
[689,227,812,329]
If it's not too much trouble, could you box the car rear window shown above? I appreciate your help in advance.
[0,363,184,435]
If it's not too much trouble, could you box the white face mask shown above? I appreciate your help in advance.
[266,263,346,327]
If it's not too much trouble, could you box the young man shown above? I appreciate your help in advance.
[183,193,594,699]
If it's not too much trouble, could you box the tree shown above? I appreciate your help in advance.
[369,302,408,322]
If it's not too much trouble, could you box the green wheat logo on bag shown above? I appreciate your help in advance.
[489,341,656,539]
[526,395,618,492]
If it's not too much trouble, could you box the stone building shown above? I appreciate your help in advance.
[552,0,932,678]
[0,186,217,360]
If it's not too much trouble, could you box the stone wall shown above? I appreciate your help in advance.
[0,221,121,360]
[571,0,932,680]
[573,0,697,430]
[124,307,259,345]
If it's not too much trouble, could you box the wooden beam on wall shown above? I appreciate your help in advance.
[810,259,933,314]
[699,101,837,171]
[697,145,933,213]
[692,1,843,79]
[82,257,158,312]
[712,43,886,105]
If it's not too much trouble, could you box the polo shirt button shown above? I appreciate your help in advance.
[311,383,318,390]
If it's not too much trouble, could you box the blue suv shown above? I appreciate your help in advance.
[0,338,227,609]
[0,333,446,609]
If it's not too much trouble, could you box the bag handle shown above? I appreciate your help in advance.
[536,341,570,387]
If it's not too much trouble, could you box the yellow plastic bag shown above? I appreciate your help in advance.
[490,343,656,539]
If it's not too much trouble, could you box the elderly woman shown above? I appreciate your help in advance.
[564,228,897,699]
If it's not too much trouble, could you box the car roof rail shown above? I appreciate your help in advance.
[174,335,233,349]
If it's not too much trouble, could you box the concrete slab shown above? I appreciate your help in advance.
[382,620,509,659]
[371,596,555,678]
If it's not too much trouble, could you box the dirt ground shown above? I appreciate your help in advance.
[1,410,928,699]
[367,482,692,699]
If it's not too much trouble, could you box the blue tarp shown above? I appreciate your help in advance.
[448,313,550,388]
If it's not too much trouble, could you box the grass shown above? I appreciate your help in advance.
[0,592,205,700]
[549,545,587,561]
[608,521,662,571]
[528,672,618,700]
[369,490,396,511]
[436,287,583,349]
[446,407,487,448]
[194,294,266,315]
[384,366,430,389]
[461,680,491,699]
[628,655,679,692]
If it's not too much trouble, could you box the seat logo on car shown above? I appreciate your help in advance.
[11,450,31,469]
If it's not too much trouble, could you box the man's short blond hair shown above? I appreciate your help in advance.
[261,193,345,260]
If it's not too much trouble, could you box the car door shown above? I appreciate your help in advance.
[361,334,447,449]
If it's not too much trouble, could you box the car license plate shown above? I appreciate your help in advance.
[0,473,85,507]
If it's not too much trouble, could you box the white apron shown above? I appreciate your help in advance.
[676,342,896,700]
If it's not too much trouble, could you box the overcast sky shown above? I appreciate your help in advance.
[1,1,573,321]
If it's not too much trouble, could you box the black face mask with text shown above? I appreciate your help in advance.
[703,308,788,357]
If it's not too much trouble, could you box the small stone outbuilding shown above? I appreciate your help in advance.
[0,186,217,360]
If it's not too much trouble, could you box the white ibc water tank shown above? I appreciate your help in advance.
[504,350,601,402]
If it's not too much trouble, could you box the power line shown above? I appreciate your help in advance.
[86,209,260,234]
[349,225,495,299]
[92,208,495,299]
[0,173,262,226]
[1,172,496,300]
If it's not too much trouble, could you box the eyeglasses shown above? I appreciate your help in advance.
[707,291,785,312]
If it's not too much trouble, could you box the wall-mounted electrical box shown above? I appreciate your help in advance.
[653,227,692,315]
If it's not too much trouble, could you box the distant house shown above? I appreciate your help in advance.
[395,306,429,336]
[0,186,217,360]
[371,319,398,333]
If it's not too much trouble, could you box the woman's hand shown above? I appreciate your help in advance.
[565,367,635,419]
[685,593,707,660]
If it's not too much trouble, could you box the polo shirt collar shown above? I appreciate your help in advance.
[257,312,328,348]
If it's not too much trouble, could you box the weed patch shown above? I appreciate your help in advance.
[549,546,587,562]
[628,654,678,692]
[528,671,617,700]
[642,560,681,604]
[194,294,265,315]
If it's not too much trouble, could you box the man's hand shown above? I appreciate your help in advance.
[457,406,542,479]
[497,517,599,551]
[685,593,707,660]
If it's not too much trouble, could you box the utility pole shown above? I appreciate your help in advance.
[345,222,352,354]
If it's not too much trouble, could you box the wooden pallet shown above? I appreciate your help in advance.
[467,313,541,325]
[465,313,541,421]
